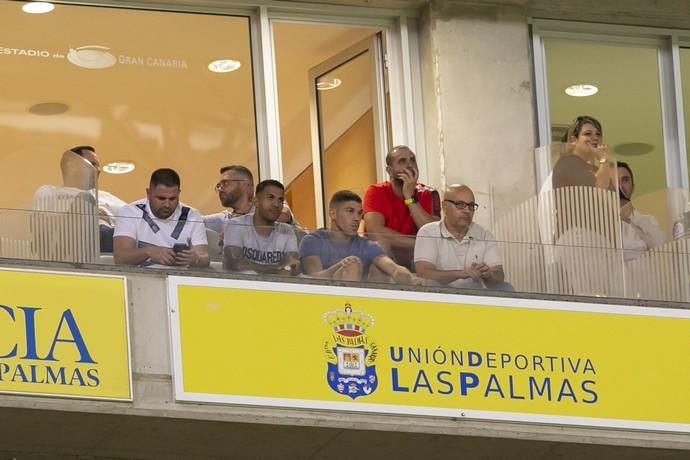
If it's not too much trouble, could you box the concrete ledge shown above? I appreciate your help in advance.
[1,259,689,455]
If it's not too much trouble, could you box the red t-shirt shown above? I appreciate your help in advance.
[363,181,440,235]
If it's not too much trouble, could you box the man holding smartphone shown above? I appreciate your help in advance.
[113,168,209,268]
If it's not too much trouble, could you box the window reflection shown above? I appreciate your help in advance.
[544,38,672,240]
[0,2,257,218]
[272,22,383,229]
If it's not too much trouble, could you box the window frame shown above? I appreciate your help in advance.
[531,19,690,191]
[50,0,427,195]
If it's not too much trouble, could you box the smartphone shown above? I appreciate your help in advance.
[173,243,190,253]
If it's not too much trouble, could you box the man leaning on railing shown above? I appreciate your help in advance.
[299,190,421,285]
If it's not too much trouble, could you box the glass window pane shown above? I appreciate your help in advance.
[316,51,378,218]
[0,1,257,223]
[544,39,666,202]
[272,22,383,229]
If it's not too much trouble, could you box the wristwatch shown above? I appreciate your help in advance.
[404,196,418,206]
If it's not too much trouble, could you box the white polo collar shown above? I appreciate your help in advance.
[440,220,479,243]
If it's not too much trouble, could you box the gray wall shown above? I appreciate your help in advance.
[419,2,537,228]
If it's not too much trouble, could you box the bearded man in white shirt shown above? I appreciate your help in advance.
[618,161,666,262]
[113,168,209,268]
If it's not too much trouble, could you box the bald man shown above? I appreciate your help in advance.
[32,146,126,253]
[414,185,508,290]
[363,145,440,269]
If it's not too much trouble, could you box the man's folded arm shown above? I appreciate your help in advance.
[363,212,415,249]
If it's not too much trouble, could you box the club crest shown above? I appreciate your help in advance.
[323,303,378,399]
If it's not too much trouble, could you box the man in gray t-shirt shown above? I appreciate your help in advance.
[224,180,299,275]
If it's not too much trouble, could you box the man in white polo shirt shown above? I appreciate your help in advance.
[414,184,509,290]
[113,168,209,269]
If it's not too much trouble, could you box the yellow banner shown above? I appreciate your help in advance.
[170,277,690,431]
[0,269,131,400]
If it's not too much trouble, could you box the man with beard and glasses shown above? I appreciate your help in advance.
[414,184,509,290]
[299,190,421,284]
[113,168,209,269]
[224,180,300,275]
[363,145,440,269]
[204,165,300,259]
[204,165,256,234]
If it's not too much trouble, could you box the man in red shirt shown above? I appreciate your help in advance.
[363,145,440,269]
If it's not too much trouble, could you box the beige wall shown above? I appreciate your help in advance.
[322,109,377,205]
[286,167,317,230]
[419,2,536,228]
[287,109,377,230]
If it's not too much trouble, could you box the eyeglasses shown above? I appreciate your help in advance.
[443,199,479,211]
[215,179,247,190]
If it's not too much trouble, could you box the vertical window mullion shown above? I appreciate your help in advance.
[406,18,429,183]
[530,26,552,187]
[658,35,686,190]
[670,36,689,190]
[253,6,283,182]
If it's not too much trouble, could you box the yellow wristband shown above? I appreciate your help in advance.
[404,197,417,206]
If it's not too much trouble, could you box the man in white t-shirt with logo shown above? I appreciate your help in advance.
[224,179,299,275]
[204,165,301,260]
[113,168,209,269]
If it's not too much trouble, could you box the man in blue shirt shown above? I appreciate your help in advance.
[300,190,421,285]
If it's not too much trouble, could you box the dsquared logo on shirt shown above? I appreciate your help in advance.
[242,247,285,264]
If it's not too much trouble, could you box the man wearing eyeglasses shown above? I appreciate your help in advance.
[205,165,299,230]
[203,165,299,261]
[414,185,508,290]
[204,165,256,234]
[363,145,440,269]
